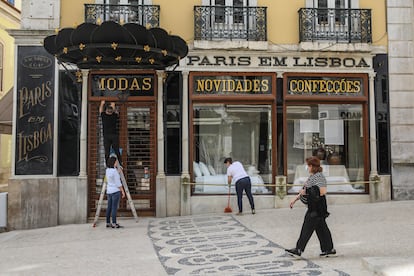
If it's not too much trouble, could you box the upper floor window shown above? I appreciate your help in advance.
[103,0,152,4]
[195,0,266,41]
[7,0,15,5]
[300,0,369,43]
[86,0,159,26]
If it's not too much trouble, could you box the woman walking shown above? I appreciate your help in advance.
[285,156,336,257]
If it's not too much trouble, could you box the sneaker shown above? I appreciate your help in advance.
[236,212,243,216]
[252,209,256,214]
[106,223,111,228]
[285,248,302,257]
[111,223,123,228]
[320,249,336,257]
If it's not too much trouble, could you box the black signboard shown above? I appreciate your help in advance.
[15,46,55,175]
[90,74,155,97]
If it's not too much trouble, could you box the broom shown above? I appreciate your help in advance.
[224,184,232,213]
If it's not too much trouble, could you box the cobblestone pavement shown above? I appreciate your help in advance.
[148,215,347,275]
[0,201,414,275]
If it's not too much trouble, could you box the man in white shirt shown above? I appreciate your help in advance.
[224,157,255,215]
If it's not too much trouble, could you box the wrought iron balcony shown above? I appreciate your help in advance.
[298,8,372,43]
[85,4,160,27]
[194,5,267,41]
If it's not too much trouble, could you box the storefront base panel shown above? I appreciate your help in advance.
[370,175,391,202]
[392,164,414,200]
[165,176,181,217]
[58,177,88,225]
[8,178,58,230]
[190,194,374,215]
[191,195,275,215]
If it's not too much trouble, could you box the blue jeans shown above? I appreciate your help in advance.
[235,177,255,213]
[106,191,121,224]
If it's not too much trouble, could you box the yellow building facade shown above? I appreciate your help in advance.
[0,0,20,189]
[7,0,391,230]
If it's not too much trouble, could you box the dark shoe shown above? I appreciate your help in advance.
[252,209,256,214]
[285,248,302,257]
[106,223,111,228]
[320,249,336,257]
[111,223,123,228]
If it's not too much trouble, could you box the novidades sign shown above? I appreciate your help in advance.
[186,55,371,69]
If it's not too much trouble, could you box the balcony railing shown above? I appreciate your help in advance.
[298,8,372,43]
[85,4,160,27]
[194,5,267,41]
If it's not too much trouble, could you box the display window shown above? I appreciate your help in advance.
[284,73,369,194]
[192,104,273,194]
[190,72,276,195]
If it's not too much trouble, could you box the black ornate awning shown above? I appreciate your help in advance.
[43,21,188,69]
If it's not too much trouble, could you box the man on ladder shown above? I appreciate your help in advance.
[93,101,139,227]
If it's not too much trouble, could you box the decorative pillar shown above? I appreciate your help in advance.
[369,72,378,176]
[79,69,89,177]
[180,71,191,215]
[156,71,166,217]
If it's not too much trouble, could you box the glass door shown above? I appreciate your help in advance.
[209,0,248,39]
[314,0,349,40]
[88,101,156,217]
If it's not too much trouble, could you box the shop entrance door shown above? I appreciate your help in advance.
[88,101,156,217]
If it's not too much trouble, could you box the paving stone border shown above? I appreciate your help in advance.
[149,215,349,275]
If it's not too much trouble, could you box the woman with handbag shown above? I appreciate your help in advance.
[285,156,336,257]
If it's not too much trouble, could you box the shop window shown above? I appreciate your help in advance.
[164,72,181,174]
[57,71,81,176]
[192,104,272,194]
[286,104,366,193]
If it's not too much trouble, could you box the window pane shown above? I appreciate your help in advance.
[193,104,272,194]
[286,104,365,193]
[214,0,226,23]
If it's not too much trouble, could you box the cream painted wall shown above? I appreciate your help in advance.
[360,0,387,47]
[259,0,303,44]
[0,2,20,179]
[0,29,15,95]
[61,0,94,28]
[154,0,195,43]
[59,0,387,48]
[0,135,11,178]
[0,2,20,95]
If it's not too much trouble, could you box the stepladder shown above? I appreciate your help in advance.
[92,165,139,227]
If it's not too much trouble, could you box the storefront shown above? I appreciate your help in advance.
[283,73,369,194]
[87,71,158,217]
[190,72,276,195]
[179,51,382,214]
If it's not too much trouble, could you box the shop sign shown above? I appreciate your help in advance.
[91,74,155,97]
[193,75,272,95]
[15,46,55,175]
[186,55,371,69]
[287,76,364,96]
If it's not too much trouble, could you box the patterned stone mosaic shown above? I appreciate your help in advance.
[148,215,349,275]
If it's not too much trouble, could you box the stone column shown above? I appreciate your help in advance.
[369,72,378,176]
[387,1,414,200]
[156,71,166,217]
[79,69,89,177]
[180,71,191,215]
